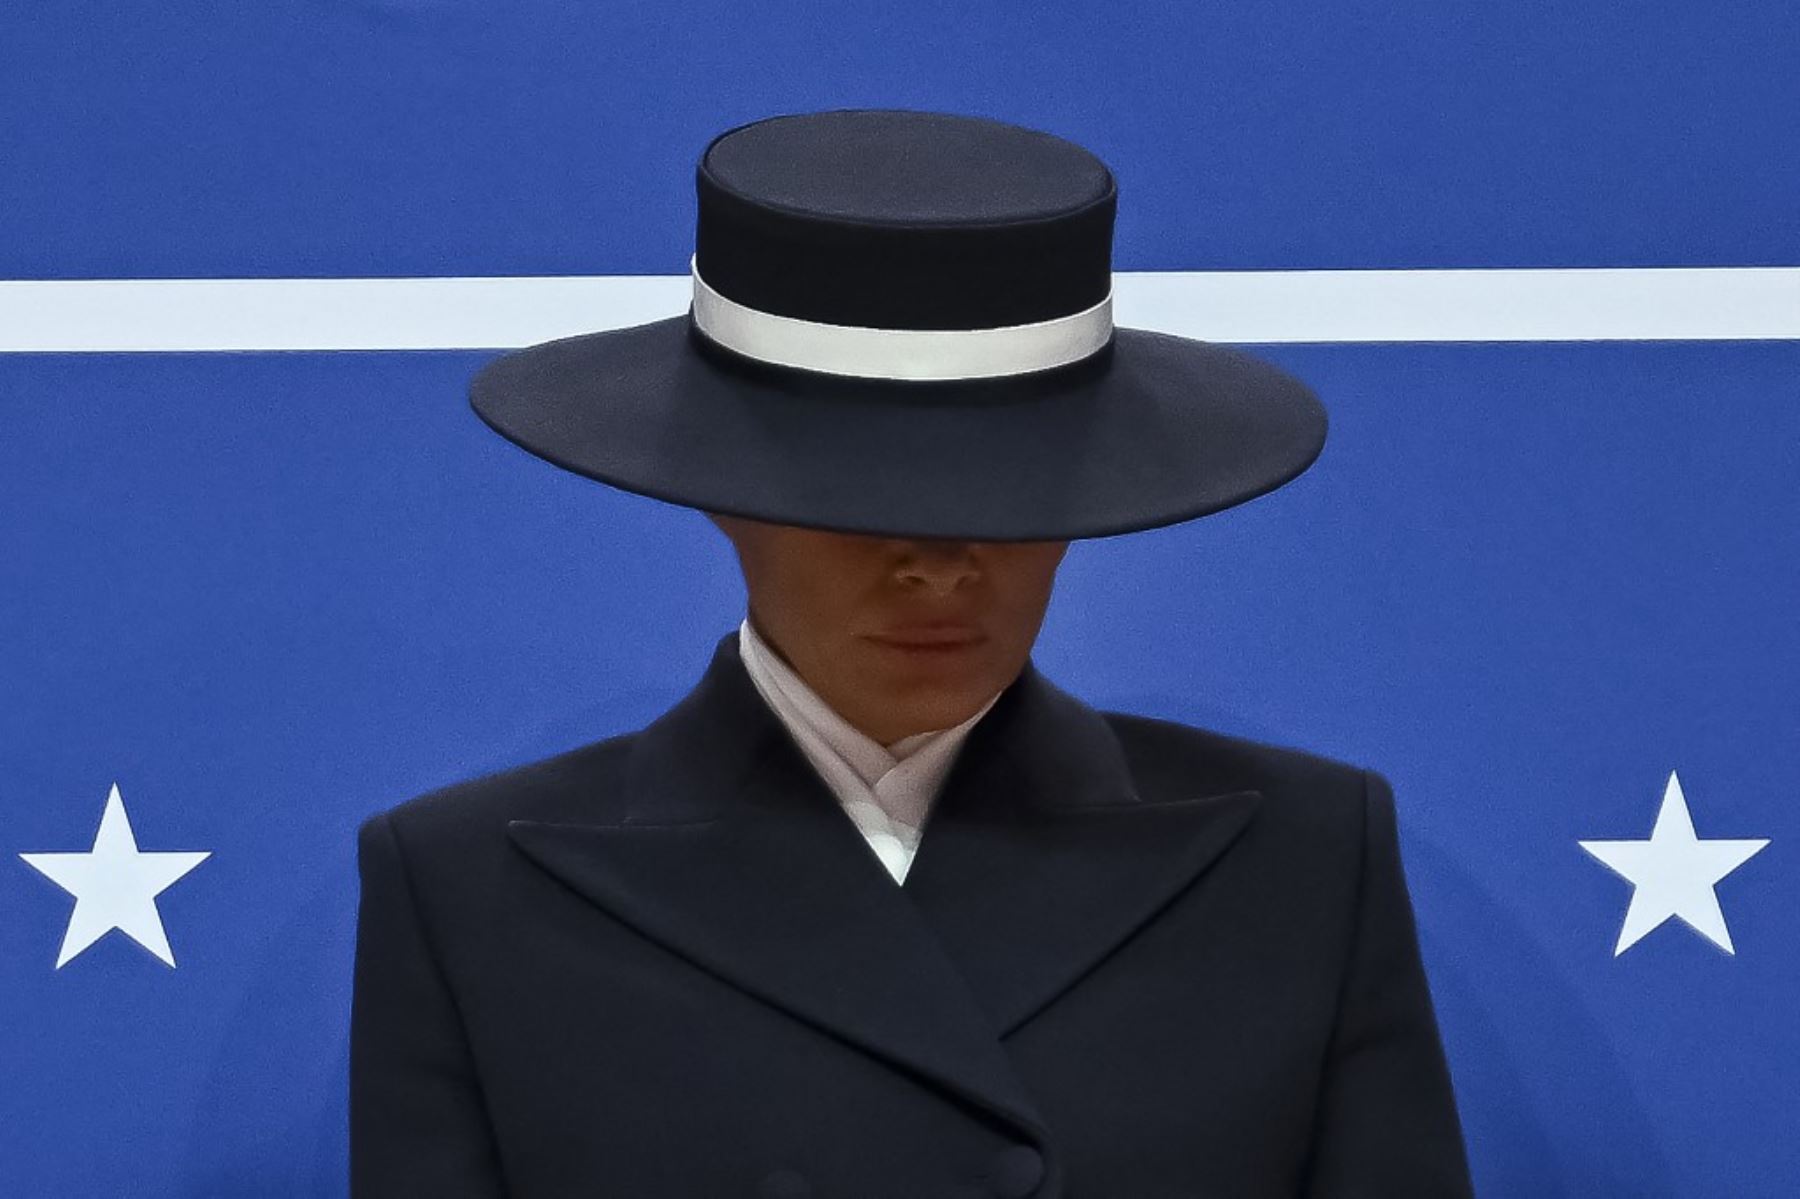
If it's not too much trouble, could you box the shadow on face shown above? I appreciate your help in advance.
[705,512,1069,744]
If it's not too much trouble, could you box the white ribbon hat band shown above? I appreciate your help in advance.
[689,255,1113,381]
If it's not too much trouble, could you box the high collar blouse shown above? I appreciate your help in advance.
[736,615,1002,885]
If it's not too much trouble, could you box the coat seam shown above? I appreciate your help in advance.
[1293,767,1374,1189]
[378,810,513,1194]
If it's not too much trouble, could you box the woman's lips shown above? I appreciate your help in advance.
[865,628,986,651]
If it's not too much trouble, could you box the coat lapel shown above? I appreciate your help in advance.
[505,631,1260,1146]
[900,660,1262,1036]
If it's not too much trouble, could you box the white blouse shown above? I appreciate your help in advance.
[736,616,1002,885]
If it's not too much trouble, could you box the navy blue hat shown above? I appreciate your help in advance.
[469,108,1326,541]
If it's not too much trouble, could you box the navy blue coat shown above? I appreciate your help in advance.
[350,632,1474,1197]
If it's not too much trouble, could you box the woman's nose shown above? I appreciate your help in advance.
[894,542,980,595]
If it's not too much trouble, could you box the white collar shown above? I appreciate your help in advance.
[735,614,1001,853]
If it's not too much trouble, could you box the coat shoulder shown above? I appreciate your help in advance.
[1097,708,1381,837]
[360,732,639,864]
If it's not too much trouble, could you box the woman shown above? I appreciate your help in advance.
[349,108,1474,1197]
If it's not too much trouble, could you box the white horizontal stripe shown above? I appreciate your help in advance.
[0,268,1794,352]
[1114,268,1800,344]
[690,256,1113,380]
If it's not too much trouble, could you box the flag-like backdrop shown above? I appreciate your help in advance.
[2,2,1795,1196]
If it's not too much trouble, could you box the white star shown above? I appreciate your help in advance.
[1579,770,1770,956]
[19,782,211,968]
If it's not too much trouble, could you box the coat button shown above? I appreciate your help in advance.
[984,1145,1044,1197]
[756,1168,813,1199]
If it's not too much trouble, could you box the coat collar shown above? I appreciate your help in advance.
[506,632,1261,1151]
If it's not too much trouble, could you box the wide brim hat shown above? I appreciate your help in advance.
[470,109,1326,541]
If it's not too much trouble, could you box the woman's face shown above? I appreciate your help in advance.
[708,513,1069,745]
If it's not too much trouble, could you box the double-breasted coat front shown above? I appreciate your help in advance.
[349,631,1475,1197]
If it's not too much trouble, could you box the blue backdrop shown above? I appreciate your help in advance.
[2,2,1795,1196]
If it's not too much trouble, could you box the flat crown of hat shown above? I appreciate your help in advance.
[694,109,1118,332]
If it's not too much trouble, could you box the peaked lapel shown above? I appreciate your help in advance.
[505,631,1261,1147]
[900,656,1262,1037]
